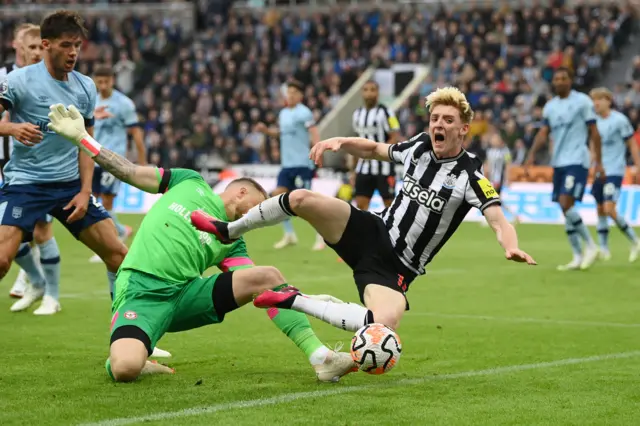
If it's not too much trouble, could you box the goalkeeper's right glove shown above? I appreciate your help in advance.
[48,104,102,158]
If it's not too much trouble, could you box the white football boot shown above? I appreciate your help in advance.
[580,246,599,270]
[313,343,357,383]
[10,285,44,312]
[598,248,612,261]
[9,269,29,298]
[33,295,61,315]
[557,256,582,271]
[273,233,298,249]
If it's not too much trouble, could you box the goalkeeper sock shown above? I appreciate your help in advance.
[107,270,117,300]
[228,193,296,239]
[38,238,61,300]
[14,243,46,290]
[290,296,374,332]
[267,307,328,365]
[108,209,126,238]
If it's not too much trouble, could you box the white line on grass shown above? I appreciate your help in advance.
[81,350,640,426]
[411,312,640,328]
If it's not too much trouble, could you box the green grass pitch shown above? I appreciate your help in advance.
[1,215,639,425]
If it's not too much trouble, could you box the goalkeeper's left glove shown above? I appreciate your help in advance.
[48,104,102,158]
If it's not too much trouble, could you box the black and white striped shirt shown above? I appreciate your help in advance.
[352,104,399,176]
[379,132,502,275]
[485,146,511,187]
[0,62,17,162]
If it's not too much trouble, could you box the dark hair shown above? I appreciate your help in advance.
[363,80,379,89]
[554,67,574,80]
[287,80,304,93]
[229,177,268,199]
[40,10,88,41]
[93,65,114,78]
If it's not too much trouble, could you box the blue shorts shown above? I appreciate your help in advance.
[552,166,588,202]
[591,175,623,204]
[0,179,109,242]
[93,166,121,196]
[276,167,314,191]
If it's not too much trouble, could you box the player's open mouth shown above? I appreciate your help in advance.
[65,60,75,67]
[434,133,445,142]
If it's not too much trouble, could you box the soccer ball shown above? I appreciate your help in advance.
[350,323,402,374]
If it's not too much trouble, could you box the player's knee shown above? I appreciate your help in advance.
[253,266,286,291]
[33,224,53,244]
[101,195,115,211]
[288,189,315,211]
[603,203,616,217]
[370,309,401,331]
[104,243,128,271]
[110,356,143,382]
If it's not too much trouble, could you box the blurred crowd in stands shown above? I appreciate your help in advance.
[0,1,639,171]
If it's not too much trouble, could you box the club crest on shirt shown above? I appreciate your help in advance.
[0,80,7,95]
[77,94,88,110]
[442,174,458,189]
[124,311,137,320]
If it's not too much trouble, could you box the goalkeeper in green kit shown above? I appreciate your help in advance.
[47,104,356,382]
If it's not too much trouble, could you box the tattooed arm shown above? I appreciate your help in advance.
[47,104,163,194]
[95,147,163,194]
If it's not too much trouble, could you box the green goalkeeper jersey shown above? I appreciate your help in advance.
[120,168,252,283]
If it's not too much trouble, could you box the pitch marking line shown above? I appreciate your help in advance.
[81,350,640,426]
[411,312,640,328]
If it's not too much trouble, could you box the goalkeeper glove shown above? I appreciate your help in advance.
[47,104,102,158]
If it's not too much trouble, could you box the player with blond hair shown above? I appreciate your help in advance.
[192,86,536,343]
[589,87,640,261]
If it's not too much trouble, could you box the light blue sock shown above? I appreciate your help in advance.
[108,209,126,237]
[107,270,117,300]
[565,220,583,257]
[38,238,61,300]
[565,207,595,247]
[14,243,46,290]
[614,216,638,243]
[283,218,295,236]
[596,216,609,251]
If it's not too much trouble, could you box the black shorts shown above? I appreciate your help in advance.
[327,204,416,307]
[355,173,396,200]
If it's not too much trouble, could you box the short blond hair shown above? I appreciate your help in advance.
[589,87,613,102]
[14,23,39,39]
[425,86,474,124]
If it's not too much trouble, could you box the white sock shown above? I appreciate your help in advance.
[228,194,295,239]
[309,345,331,366]
[291,297,372,332]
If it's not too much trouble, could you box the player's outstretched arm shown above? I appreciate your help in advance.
[483,205,537,265]
[47,104,161,193]
[309,137,389,167]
